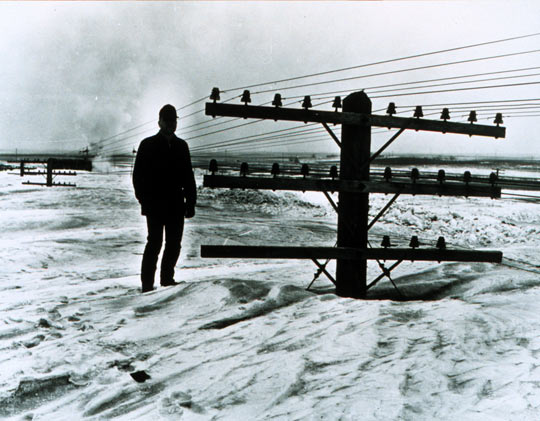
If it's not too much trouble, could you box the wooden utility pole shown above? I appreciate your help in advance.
[200,89,506,298]
[336,91,371,297]
[15,157,83,187]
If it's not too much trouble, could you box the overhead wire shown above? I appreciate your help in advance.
[371,80,540,99]
[95,95,208,149]
[393,98,540,108]
[214,133,334,153]
[95,95,241,154]
[223,32,540,92]
[190,123,321,152]
[193,130,333,153]
[185,80,540,146]
[95,35,540,156]
[180,92,540,154]
[178,67,540,141]
[284,66,540,101]
[366,72,540,96]
[247,49,540,95]
[190,97,339,153]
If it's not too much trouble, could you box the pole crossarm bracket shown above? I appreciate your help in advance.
[203,175,501,198]
[368,193,400,231]
[322,191,339,213]
[321,122,341,147]
[362,127,407,171]
[311,259,337,286]
[23,170,77,176]
[22,181,76,187]
[205,102,505,138]
[200,245,502,263]
[367,260,403,291]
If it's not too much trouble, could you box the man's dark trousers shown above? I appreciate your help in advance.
[141,213,184,290]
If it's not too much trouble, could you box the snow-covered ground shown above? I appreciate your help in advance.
[1,165,540,420]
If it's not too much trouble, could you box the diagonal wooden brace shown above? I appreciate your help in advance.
[368,193,400,231]
[322,191,339,213]
[367,259,403,290]
[321,122,341,148]
[359,127,407,173]
[311,259,337,286]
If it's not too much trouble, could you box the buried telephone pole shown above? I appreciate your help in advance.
[201,88,505,299]
[336,91,371,297]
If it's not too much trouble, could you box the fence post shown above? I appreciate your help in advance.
[336,91,372,298]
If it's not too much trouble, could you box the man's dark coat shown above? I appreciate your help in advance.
[132,132,196,218]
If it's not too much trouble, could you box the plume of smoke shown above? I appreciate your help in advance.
[7,3,210,155]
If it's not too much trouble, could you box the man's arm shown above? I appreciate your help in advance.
[182,142,197,218]
[132,140,148,203]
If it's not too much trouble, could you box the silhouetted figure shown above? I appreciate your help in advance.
[133,104,196,293]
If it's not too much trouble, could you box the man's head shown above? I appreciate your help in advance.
[158,104,178,137]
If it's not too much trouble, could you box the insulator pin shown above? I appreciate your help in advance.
[409,236,420,249]
[240,162,249,177]
[302,96,312,109]
[301,163,310,177]
[332,96,342,111]
[209,159,218,175]
[437,169,446,184]
[241,90,251,105]
[271,163,280,177]
[440,108,450,121]
[436,237,446,250]
[329,165,338,180]
[210,87,220,102]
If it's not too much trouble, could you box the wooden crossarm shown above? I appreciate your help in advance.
[203,175,501,198]
[201,246,361,260]
[201,245,502,263]
[205,103,505,138]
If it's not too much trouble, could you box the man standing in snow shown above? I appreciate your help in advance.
[132,104,196,293]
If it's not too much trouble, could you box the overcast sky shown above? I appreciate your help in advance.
[1,1,540,157]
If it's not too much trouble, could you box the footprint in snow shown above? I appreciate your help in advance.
[159,391,205,416]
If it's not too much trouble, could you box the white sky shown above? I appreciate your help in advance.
[1,1,540,157]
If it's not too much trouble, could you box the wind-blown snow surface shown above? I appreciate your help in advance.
[1,167,540,420]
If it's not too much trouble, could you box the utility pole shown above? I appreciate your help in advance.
[336,91,371,297]
[200,88,505,298]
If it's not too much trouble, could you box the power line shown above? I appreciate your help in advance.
[366,72,540,96]
[179,69,540,137]
[96,94,241,152]
[223,32,540,92]
[192,130,330,153]
[96,96,208,146]
[104,95,539,155]
[503,114,540,118]
[284,66,540,101]
[371,80,540,99]
[248,49,540,95]
[184,99,307,142]
[210,133,333,153]
[178,97,276,135]
[190,123,320,151]
[92,40,540,155]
